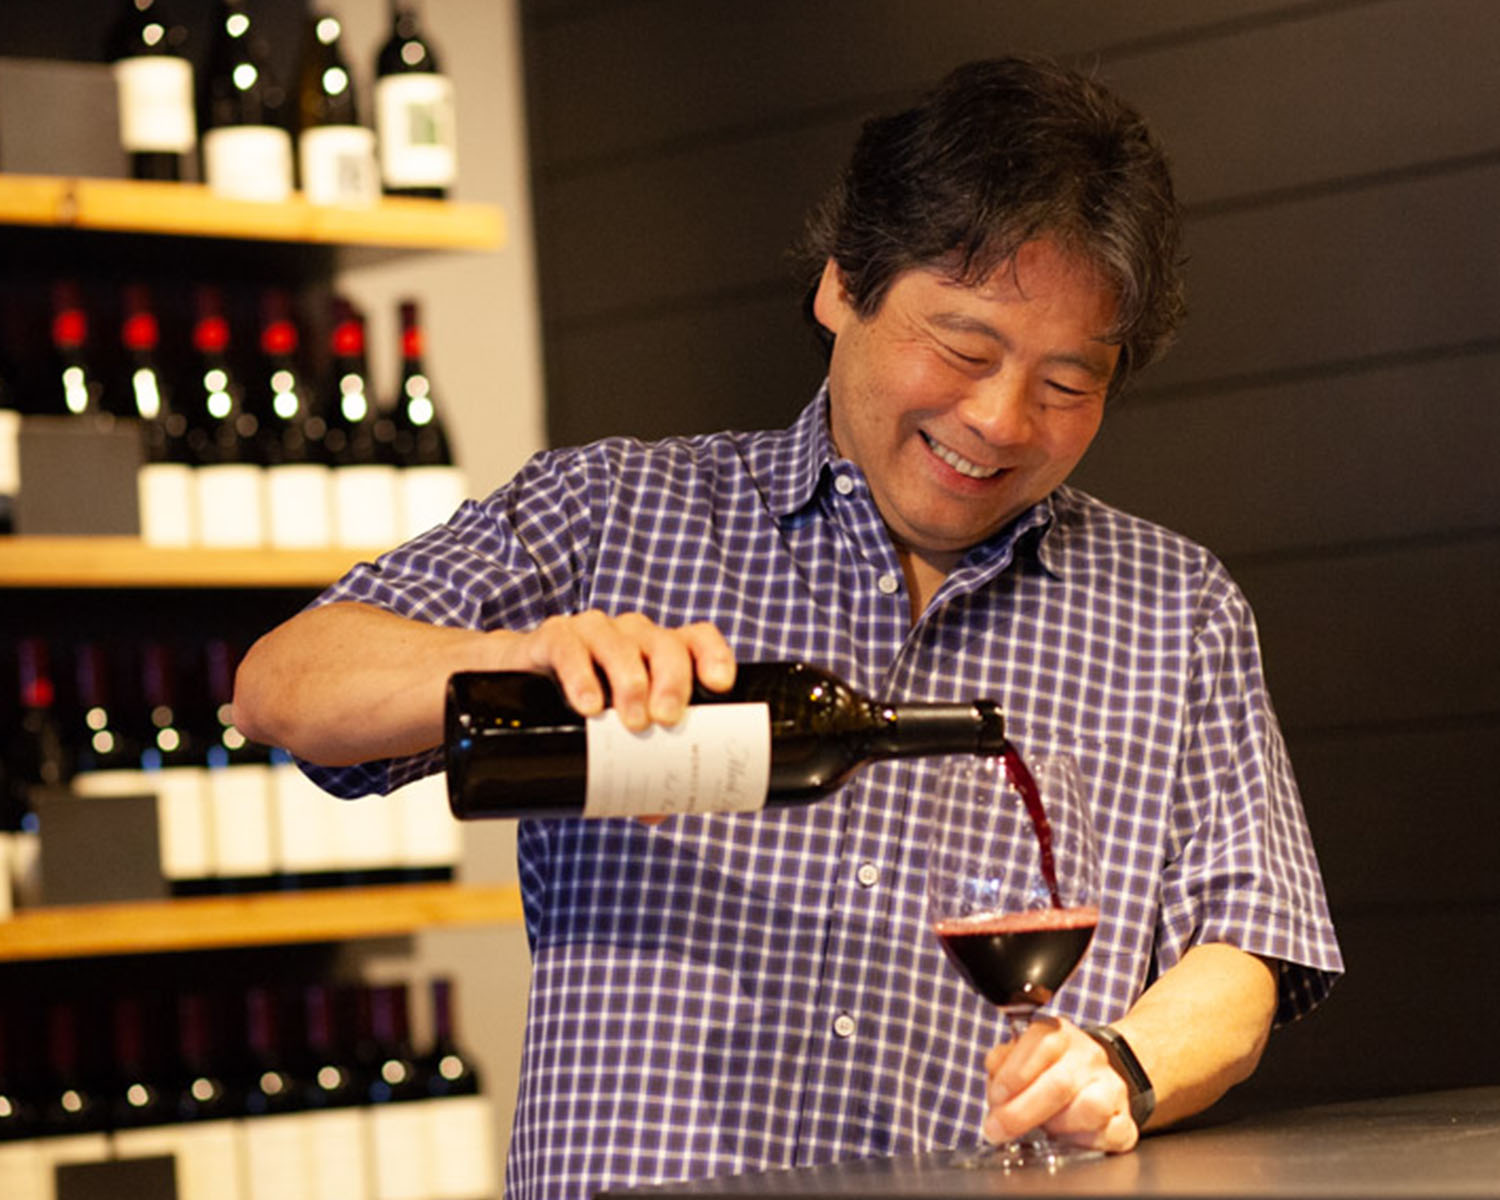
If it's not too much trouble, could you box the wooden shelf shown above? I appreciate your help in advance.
[0,882,524,962]
[0,174,504,251]
[0,537,389,588]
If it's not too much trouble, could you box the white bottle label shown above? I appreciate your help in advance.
[267,462,332,549]
[426,1093,497,1199]
[196,463,266,548]
[394,771,459,870]
[241,1112,312,1200]
[150,764,212,882]
[272,759,339,874]
[333,464,400,547]
[399,464,467,539]
[115,56,196,153]
[138,461,196,546]
[300,125,380,207]
[209,762,274,877]
[0,409,21,499]
[375,74,457,189]
[330,790,399,871]
[0,831,12,921]
[584,703,771,817]
[203,125,294,203]
[304,1108,370,1200]
[0,1141,46,1200]
[369,1102,430,1200]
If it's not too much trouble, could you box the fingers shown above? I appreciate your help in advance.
[983,1018,1136,1154]
[517,612,735,731]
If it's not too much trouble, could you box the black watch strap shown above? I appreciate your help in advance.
[1084,1024,1156,1130]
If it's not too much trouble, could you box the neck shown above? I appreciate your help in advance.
[897,545,961,622]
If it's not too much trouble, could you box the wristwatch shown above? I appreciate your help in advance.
[1084,1024,1156,1130]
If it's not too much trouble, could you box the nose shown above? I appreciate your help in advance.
[954,370,1035,447]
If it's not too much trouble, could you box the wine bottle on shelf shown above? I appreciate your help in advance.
[122,283,196,547]
[0,1001,43,1195]
[297,10,379,207]
[106,994,173,1138]
[446,661,1009,820]
[255,289,333,549]
[421,978,497,1200]
[139,642,213,895]
[391,298,466,539]
[237,986,312,1200]
[1,276,23,535]
[184,286,265,548]
[361,984,430,1200]
[325,297,399,549]
[6,639,59,911]
[66,641,142,785]
[200,639,275,892]
[34,1000,111,1177]
[374,0,457,199]
[169,991,245,1200]
[110,0,197,182]
[49,282,108,419]
[200,0,294,202]
[298,984,371,1200]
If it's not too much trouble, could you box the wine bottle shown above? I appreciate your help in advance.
[297,10,379,207]
[201,640,275,892]
[110,0,196,181]
[4,641,54,913]
[446,661,1008,820]
[298,984,370,1200]
[391,298,466,539]
[361,984,429,1200]
[200,0,294,202]
[66,641,141,782]
[238,987,312,1200]
[49,282,107,418]
[420,978,496,1200]
[255,290,333,549]
[139,642,213,895]
[123,283,196,547]
[169,991,245,1200]
[184,286,266,548]
[35,1000,110,1176]
[325,297,399,548]
[374,0,457,199]
[0,1001,43,1196]
[107,994,172,1136]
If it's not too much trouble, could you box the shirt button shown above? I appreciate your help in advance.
[856,862,879,888]
[832,1013,856,1039]
[877,572,900,595]
[834,474,855,496]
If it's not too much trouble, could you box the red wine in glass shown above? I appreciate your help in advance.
[927,750,1102,1169]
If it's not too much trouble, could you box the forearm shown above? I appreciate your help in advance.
[1111,943,1278,1130]
[233,601,520,766]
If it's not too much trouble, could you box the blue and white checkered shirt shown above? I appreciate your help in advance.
[309,390,1342,1200]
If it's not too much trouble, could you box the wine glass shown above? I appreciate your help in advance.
[927,750,1102,1169]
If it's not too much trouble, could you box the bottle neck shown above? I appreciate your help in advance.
[871,700,1006,758]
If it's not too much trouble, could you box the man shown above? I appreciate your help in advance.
[235,57,1341,1200]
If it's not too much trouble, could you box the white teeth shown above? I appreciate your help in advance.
[923,433,1002,479]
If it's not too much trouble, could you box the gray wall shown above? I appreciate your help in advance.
[520,0,1500,1109]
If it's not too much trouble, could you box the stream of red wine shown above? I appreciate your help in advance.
[1001,743,1062,909]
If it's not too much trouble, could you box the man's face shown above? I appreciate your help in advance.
[815,238,1120,570]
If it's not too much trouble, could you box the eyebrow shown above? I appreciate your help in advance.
[929,312,1117,380]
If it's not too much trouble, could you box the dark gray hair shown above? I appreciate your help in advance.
[800,57,1186,396]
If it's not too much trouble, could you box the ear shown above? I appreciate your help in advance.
[811,258,853,336]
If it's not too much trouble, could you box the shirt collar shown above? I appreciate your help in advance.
[764,383,1070,581]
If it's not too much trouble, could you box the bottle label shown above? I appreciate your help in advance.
[376,74,457,188]
[203,126,294,203]
[267,462,333,549]
[333,464,400,548]
[305,1108,371,1200]
[299,125,380,207]
[151,764,211,881]
[398,464,467,539]
[584,703,771,818]
[393,771,460,869]
[209,762,274,876]
[115,56,196,153]
[426,1093,498,1197]
[196,463,266,548]
[138,461,196,547]
[272,759,340,873]
[369,1101,430,1199]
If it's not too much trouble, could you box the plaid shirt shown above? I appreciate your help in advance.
[310,390,1342,1200]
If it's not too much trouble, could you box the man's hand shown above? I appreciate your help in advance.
[982,1015,1138,1154]
[505,610,737,730]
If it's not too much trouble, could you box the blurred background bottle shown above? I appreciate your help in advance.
[374,1,457,199]
[110,0,197,182]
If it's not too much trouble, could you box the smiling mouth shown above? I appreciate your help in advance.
[921,432,1004,479]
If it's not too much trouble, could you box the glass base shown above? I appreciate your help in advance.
[949,1129,1104,1171]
